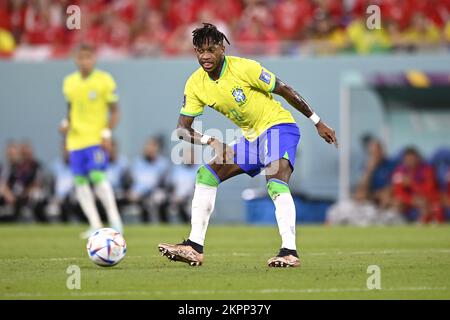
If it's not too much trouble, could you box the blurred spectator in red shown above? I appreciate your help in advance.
[100,8,132,56]
[22,0,63,45]
[411,0,448,28]
[166,0,203,30]
[312,0,344,26]
[3,0,27,43]
[200,0,243,33]
[132,10,168,57]
[443,168,450,210]
[164,21,196,56]
[235,1,280,56]
[0,1,10,30]
[392,147,444,224]
[274,0,313,41]
[2,0,450,58]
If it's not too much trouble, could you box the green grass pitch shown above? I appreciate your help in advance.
[0,224,449,299]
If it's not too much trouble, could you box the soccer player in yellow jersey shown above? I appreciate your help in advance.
[159,24,337,267]
[60,44,123,238]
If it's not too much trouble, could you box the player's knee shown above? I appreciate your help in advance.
[267,179,290,200]
[196,165,220,187]
[74,175,89,186]
[89,170,106,185]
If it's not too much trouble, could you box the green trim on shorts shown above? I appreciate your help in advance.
[89,170,106,185]
[196,165,219,187]
[267,179,290,200]
[74,175,89,186]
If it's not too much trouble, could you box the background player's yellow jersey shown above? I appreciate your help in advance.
[180,56,296,141]
[63,69,118,151]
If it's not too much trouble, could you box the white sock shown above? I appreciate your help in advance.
[273,193,297,250]
[94,180,123,233]
[75,184,102,230]
[188,184,217,246]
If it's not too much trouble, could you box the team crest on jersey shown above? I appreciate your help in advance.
[232,87,246,106]
[259,69,271,85]
[88,91,97,100]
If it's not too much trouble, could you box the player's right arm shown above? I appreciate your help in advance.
[177,115,234,164]
[177,77,234,163]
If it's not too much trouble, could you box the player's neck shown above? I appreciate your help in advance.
[208,56,225,81]
[80,69,94,79]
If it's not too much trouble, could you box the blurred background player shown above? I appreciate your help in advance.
[105,139,132,215]
[326,137,403,226]
[158,23,337,268]
[392,147,444,224]
[47,142,82,223]
[357,138,396,211]
[60,44,123,237]
[0,140,47,222]
[166,145,199,223]
[128,137,170,223]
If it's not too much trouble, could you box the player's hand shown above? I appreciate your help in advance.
[101,137,113,153]
[59,118,69,135]
[316,121,338,148]
[101,128,113,153]
[210,139,235,164]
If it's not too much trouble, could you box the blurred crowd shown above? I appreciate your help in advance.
[327,138,450,225]
[1,0,450,59]
[0,137,199,224]
[1,136,449,225]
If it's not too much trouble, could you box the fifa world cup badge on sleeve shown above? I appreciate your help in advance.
[259,69,271,85]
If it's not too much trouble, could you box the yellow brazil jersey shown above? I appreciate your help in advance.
[63,69,118,151]
[180,56,296,141]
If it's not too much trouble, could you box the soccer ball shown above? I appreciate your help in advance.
[86,228,127,267]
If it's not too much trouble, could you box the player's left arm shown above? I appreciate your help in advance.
[101,102,119,151]
[107,102,120,131]
[102,74,120,149]
[272,78,338,147]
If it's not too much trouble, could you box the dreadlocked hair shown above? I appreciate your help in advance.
[192,23,230,47]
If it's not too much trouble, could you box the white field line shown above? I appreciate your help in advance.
[1,248,450,262]
[1,286,448,298]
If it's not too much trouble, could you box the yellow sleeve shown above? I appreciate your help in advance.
[104,73,119,103]
[242,59,276,93]
[180,77,204,117]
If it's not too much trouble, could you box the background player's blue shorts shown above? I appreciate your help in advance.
[232,123,300,177]
[69,145,109,176]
